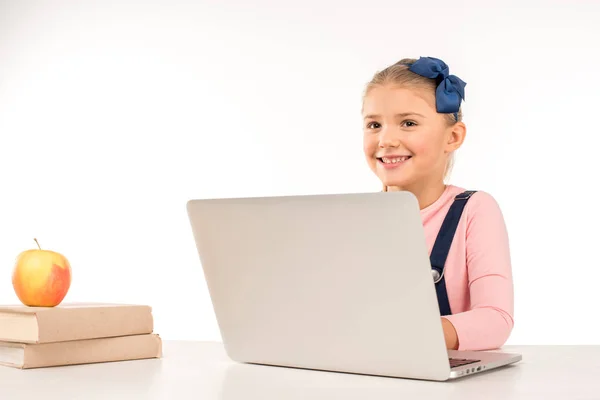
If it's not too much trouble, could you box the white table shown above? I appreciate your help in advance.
[2,341,597,399]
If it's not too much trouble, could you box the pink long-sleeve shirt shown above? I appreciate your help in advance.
[421,185,514,351]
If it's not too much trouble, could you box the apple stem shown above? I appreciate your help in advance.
[34,238,41,250]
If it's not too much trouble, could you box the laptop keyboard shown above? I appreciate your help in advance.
[449,358,480,368]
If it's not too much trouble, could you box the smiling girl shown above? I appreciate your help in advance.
[361,57,514,351]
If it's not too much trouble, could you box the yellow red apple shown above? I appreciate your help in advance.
[12,239,72,307]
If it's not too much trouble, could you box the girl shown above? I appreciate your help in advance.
[361,57,514,351]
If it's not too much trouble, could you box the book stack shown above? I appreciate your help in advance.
[0,302,162,369]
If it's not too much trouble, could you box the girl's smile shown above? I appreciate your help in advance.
[377,155,413,169]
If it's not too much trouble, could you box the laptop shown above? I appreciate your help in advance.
[186,191,522,381]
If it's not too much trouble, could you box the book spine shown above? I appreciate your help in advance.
[36,306,154,343]
[22,334,162,368]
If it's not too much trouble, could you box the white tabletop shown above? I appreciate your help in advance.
[2,341,597,399]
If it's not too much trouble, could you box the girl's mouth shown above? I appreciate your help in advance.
[377,156,412,169]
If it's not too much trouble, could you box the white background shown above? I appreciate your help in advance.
[0,0,598,345]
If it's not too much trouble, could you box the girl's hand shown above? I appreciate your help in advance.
[441,317,459,350]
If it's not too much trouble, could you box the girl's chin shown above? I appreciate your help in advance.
[379,170,416,188]
[378,169,412,184]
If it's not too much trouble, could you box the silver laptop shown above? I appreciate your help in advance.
[186,191,521,381]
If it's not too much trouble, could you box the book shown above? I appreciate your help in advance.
[0,333,162,369]
[0,302,154,344]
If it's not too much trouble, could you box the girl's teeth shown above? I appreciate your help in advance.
[383,157,409,163]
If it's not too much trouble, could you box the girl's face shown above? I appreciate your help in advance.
[362,84,464,191]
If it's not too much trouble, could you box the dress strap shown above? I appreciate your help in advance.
[430,190,477,316]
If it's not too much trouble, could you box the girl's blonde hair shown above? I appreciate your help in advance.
[363,58,463,185]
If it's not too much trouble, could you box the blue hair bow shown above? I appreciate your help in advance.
[403,57,466,120]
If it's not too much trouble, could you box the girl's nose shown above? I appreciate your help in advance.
[378,127,401,148]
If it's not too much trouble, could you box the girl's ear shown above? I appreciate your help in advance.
[446,122,466,152]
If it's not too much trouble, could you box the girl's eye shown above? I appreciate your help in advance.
[403,121,417,127]
[366,122,381,129]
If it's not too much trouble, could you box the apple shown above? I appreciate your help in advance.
[12,239,72,307]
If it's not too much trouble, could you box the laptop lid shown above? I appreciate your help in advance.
[186,191,451,381]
